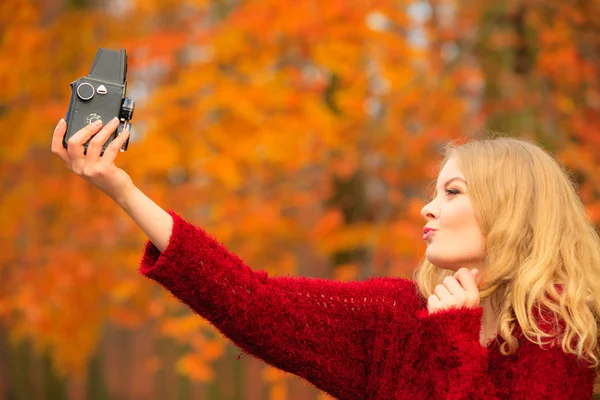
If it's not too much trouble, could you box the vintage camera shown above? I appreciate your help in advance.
[62,47,134,156]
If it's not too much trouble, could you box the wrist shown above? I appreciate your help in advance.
[113,181,138,210]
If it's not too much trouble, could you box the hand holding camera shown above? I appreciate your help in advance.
[52,115,133,203]
[51,47,136,203]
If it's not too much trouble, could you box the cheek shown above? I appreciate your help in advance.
[443,200,476,228]
[437,205,463,230]
[426,202,484,263]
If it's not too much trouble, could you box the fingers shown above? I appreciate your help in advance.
[99,125,130,166]
[434,284,452,303]
[471,269,480,284]
[442,275,464,295]
[454,268,479,293]
[428,268,481,314]
[427,294,442,313]
[51,119,70,165]
[68,119,104,172]
[87,117,121,161]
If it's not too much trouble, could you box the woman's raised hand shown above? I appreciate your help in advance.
[427,268,481,315]
[51,117,134,203]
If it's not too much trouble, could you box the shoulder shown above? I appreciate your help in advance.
[513,289,567,348]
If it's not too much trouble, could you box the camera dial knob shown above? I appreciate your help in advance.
[76,82,95,100]
[119,97,135,120]
[85,113,103,125]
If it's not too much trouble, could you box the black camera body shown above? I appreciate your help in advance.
[62,47,134,156]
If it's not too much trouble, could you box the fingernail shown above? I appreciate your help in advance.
[112,117,119,123]
[94,120,103,126]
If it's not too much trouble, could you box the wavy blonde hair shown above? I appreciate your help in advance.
[413,133,600,368]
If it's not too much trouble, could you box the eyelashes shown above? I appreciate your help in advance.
[427,189,460,202]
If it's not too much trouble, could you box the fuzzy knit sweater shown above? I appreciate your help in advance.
[139,210,597,399]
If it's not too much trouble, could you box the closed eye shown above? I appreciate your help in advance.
[427,188,460,202]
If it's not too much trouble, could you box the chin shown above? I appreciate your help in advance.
[425,253,462,271]
[426,251,484,272]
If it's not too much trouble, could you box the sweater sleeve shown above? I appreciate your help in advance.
[139,209,405,400]
[415,307,596,399]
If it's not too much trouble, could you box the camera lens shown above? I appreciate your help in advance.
[120,97,135,120]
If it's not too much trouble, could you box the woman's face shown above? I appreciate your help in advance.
[420,157,486,271]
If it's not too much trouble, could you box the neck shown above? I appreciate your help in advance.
[481,296,496,318]
[480,296,499,345]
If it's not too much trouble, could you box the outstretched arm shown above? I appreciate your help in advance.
[52,118,409,398]
[118,187,410,399]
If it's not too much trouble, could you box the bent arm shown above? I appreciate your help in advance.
[416,308,596,399]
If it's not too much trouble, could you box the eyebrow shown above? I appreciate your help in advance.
[439,177,467,187]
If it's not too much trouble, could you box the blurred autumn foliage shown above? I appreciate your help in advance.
[2,0,600,399]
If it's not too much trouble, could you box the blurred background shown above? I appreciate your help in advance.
[2,0,600,399]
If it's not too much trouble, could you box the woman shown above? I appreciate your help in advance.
[52,117,600,399]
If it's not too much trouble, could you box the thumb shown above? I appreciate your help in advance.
[471,269,479,282]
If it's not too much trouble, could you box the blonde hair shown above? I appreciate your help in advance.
[413,133,600,368]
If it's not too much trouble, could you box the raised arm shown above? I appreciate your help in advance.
[51,119,413,399]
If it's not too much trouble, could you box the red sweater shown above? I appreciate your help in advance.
[139,210,597,399]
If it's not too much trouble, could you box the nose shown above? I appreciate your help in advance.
[421,199,437,221]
